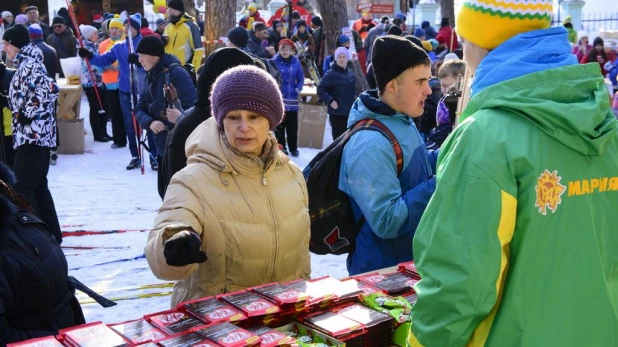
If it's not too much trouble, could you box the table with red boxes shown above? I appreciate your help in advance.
[8,262,421,347]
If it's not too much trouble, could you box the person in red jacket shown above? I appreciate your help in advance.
[580,37,608,76]
[140,17,160,38]
[239,2,266,31]
[437,17,458,53]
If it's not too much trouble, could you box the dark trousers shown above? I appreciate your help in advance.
[84,87,109,140]
[329,115,349,140]
[0,135,14,167]
[275,110,298,151]
[105,88,126,146]
[12,144,62,244]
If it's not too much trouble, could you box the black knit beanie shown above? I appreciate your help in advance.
[52,16,66,26]
[2,24,30,49]
[227,26,249,48]
[372,35,429,91]
[167,0,185,12]
[136,35,165,57]
[405,35,423,48]
[387,25,403,36]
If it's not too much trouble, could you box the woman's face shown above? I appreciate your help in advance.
[462,37,487,75]
[89,32,99,42]
[580,37,588,45]
[223,110,270,156]
[298,25,306,33]
[279,45,293,59]
[595,44,603,52]
[336,53,348,68]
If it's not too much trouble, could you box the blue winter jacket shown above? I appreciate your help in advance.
[135,54,196,155]
[272,54,304,112]
[89,33,144,93]
[339,90,437,275]
[317,64,355,116]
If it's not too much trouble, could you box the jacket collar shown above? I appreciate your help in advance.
[186,118,286,179]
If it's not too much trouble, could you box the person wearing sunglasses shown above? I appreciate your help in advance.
[45,17,77,78]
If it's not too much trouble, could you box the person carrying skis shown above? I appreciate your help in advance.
[79,13,157,170]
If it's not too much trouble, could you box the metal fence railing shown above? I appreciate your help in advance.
[551,12,618,31]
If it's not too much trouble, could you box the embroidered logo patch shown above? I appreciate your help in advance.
[535,169,566,215]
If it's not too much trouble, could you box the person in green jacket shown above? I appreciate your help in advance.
[408,0,618,346]
[563,16,578,45]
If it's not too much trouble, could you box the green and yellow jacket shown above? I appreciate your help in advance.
[409,27,618,346]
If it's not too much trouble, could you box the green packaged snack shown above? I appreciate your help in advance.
[360,292,413,324]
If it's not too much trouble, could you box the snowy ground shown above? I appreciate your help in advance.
[49,94,347,324]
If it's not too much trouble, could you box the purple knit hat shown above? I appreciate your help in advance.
[210,65,285,130]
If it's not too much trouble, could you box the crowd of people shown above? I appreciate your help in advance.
[1,0,618,345]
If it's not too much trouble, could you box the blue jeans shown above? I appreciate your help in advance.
[119,91,157,160]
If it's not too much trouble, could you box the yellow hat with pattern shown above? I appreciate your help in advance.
[456,0,553,50]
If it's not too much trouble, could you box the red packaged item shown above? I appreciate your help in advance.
[282,277,338,307]
[246,325,294,347]
[110,319,167,344]
[333,303,393,328]
[7,336,63,346]
[397,261,421,279]
[155,332,219,347]
[180,297,247,324]
[356,281,382,296]
[59,321,130,347]
[218,291,280,317]
[356,272,417,294]
[145,310,208,335]
[250,283,309,307]
[196,322,260,347]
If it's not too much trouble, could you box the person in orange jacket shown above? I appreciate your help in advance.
[352,10,376,40]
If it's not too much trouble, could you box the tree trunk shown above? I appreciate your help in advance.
[182,0,197,17]
[440,0,455,28]
[315,0,369,95]
[399,0,409,14]
[204,0,236,56]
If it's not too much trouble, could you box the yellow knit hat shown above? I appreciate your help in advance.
[456,0,553,50]
[109,18,123,30]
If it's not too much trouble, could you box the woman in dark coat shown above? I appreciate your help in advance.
[317,47,356,140]
[0,163,85,346]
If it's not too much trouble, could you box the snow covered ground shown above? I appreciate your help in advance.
[49,94,348,324]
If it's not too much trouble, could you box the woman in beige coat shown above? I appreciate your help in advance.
[145,65,311,307]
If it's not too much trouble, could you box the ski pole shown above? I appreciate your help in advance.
[125,13,145,174]
[65,0,105,114]
[79,291,172,305]
[75,282,174,296]
[61,229,148,237]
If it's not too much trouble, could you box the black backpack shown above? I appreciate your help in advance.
[303,118,403,255]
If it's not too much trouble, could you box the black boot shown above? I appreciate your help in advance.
[126,157,141,170]
[150,158,158,171]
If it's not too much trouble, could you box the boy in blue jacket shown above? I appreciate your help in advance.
[340,36,436,275]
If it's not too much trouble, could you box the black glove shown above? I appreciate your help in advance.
[128,53,141,66]
[163,230,208,266]
[78,47,93,59]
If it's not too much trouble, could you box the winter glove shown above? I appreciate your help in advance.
[78,47,93,59]
[128,53,141,67]
[163,230,208,266]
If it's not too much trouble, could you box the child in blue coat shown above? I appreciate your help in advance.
[272,39,304,156]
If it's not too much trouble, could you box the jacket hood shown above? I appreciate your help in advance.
[185,118,287,176]
[175,13,195,25]
[464,27,617,156]
[347,90,410,128]
[195,47,255,107]
[150,53,181,75]
[14,42,43,66]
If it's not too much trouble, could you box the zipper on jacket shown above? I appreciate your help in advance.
[261,161,279,283]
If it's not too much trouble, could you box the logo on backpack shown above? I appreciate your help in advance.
[324,227,350,253]
[304,118,403,255]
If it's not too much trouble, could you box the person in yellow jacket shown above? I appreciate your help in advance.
[162,0,204,68]
[144,65,311,307]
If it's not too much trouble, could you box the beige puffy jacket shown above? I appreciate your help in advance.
[145,118,311,307]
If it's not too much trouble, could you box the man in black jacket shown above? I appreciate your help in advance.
[0,162,85,345]
[247,22,274,58]
[28,24,57,79]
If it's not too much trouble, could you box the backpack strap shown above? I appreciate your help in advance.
[347,118,404,175]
